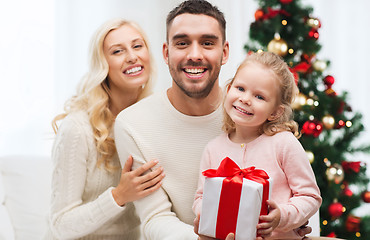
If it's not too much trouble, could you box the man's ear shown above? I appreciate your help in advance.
[268,105,285,121]
[162,43,169,65]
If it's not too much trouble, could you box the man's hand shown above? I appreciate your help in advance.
[297,221,312,239]
[194,214,235,240]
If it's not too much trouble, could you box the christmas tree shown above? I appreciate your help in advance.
[244,0,370,239]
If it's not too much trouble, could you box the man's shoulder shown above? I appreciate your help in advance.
[117,92,164,119]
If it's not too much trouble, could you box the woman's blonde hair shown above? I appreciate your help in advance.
[222,51,300,137]
[52,18,155,171]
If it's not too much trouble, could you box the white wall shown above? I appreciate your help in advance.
[1,0,369,176]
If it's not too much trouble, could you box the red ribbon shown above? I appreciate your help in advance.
[202,157,270,239]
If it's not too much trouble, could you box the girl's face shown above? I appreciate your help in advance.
[224,62,283,132]
[103,25,150,93]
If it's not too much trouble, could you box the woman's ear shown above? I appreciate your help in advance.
[268,105,285,121]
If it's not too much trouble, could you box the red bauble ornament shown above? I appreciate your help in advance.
[343,187,353,197]
[362,190,370,203]
[255,9,264,21]
[280,0,293,4]
[328,202,344,218]
[326,232,337,237]
[324,75,335,88]
[342,161,362,173]
[308,28,319,39]
[345,216,361,232]
[302,120,323,137]
[335,120,345,129]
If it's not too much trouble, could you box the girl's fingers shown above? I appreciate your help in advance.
[267,199,278,210]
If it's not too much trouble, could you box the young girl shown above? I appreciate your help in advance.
[193,51,322,239]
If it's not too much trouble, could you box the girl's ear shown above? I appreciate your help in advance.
[226,82,232,92]
[268,105,285,121]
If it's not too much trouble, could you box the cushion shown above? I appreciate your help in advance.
[0,155,52,239]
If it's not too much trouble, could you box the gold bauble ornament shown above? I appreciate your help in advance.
[292,92,307,109]
[307,18,321,29]
[306,150,314,164]
[326,163,345,184]
[267,38,288,56]
[322,115,335,129]
[312,60,327,72]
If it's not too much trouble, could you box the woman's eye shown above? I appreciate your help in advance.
[112,49,122,54]
[133,44,143,49]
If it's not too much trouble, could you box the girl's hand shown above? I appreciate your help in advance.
[194,214,235,240]
[256,200,281,239]
[112,156,165,206]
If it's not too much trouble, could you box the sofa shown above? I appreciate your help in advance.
[0,155,320,239]
[0,155,52,240]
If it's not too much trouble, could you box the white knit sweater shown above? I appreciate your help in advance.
[46,110,140,240]
[114,91,223,240]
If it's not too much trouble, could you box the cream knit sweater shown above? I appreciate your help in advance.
[114,91,223,240]
[46,110,140,240]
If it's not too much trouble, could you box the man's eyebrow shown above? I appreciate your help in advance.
[171,34,219,41]
[201,34,219,40]
[172,34,188,41]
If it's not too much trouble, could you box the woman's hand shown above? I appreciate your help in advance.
[256,200,281,239]
[112,156,165,206]
[194,214,235,240]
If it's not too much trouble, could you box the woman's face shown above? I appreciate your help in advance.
[103,24,150,93]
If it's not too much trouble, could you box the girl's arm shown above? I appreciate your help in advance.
[275,134,322,232]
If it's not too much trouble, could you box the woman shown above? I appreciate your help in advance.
[46,18,164,239]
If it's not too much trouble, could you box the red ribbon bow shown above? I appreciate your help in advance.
[202,157,270,239]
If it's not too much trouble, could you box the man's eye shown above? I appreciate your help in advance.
[176,42,187,46]
[203,41,214,46]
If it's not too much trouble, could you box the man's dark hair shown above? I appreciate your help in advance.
[166,0,226,42]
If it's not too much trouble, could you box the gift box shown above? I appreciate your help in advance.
[199,157,271,240]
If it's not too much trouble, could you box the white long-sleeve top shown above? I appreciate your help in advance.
[46,110,140,240]
[114,91,224,240]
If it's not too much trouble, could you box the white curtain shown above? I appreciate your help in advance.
[1,0,369,170]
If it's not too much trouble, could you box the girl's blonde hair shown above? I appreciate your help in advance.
[222,51,300,137]
[52,18,155,171]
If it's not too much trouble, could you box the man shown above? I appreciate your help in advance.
[114,1,311,239]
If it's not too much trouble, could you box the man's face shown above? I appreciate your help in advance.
[163,13,229,99]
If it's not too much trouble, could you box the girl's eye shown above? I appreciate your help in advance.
[236,86,244,92]
[256,95,265,100]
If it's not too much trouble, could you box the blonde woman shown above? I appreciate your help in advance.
[46,18,164,239]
